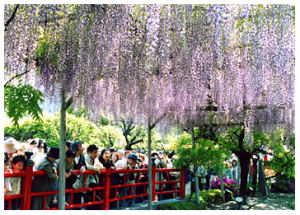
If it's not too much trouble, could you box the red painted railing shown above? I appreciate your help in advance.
[4,164,186,210]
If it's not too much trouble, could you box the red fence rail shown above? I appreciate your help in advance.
[4,163,186,210]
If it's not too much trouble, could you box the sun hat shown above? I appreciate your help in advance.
[4,137,18,153]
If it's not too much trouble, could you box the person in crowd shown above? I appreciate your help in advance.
[223,161,232,180]
[108,147,117,154]
[135,154,148,203]
[84,144,104,210]
[198,165,207,191]
[37,139,48,154]
[111,152,119,164]
[67,141,87,209]
[97,147,104,158]
[117,149,127,168]
[30,147,59,210]
[51,149,76,207]
[4,137,18,160]
[152,152,167,200]
[125,150,131,159]
[138,154,148,169]
[16,142,29,156]
[115,149,127,207]
[98,149,115,170]
[163,151,170,164]
[4,153,11,172]
[210,167,218,186]
[169,156,180,198]
[98,149,117,208]
[124,154,138,206]
[231,159,240,183]
[205,165,212,190]
[5,155,25,210]
[27,138,39,153]
[4,153,12,198]
[65,140,72,151]
[94,147,104,167]
[81,144,87,155]
[110,152,122,208]
[32,140,47,170]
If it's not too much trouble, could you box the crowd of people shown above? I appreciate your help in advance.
[4,136,241,210]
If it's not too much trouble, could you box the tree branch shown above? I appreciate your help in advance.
[4,4,19,31]
[238,127,245,149]
[64,96,73,111]
[150,112,167,130]
[183,127,191,134]
[130,129,141,143]
[130,139,143,145]
[4,69,30,88]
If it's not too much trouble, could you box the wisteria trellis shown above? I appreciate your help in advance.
[4,4,295,140]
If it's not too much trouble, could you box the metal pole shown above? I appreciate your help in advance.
[147,118,152,210]
[220,166,225,202]
[58,88,66,210]
[191,126,200,204]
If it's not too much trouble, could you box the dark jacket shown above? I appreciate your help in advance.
[66,154,86,188]
[31,157,58,209]
[98,157,116,184]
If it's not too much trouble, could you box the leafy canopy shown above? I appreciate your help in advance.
[4,81,44,127]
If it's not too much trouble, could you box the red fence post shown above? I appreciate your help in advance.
[180,166,186,198]
[101,169,110,210]
[20,153,34,210]
[152,165,156,201]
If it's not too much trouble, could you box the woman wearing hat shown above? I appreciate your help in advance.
[16,143,29,156]
[4,137,18,160]
[30,147,59,210]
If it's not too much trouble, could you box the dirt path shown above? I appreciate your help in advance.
[207,193,295,210]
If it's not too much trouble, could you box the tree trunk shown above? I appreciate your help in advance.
[191,126,200,204]
[258,160,267,195]
[58,88,66,210]
[220,167,225,202]
[147,118,152,210]
[236,150,251,204]
[251,157,259,191]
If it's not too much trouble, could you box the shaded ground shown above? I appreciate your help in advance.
[207,192,295,210]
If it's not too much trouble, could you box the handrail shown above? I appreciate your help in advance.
[4,162,186,210]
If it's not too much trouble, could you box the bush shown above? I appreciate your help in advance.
[210,177,239,196]
[272,175,295,193]
[158,201,205,210]
[184,189,228,209]
[4,112,125,148]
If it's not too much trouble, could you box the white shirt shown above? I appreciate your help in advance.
[75,156,80,165]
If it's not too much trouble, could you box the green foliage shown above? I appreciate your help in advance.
[184,189,227,209]
[158,201,205,210]
[173,131,231,174]
[265,149,295,180]
[272,175,295,193]
[4,112,125,148]
[36,37,59,64]
[261,131,295,180]
[4,83,44,127]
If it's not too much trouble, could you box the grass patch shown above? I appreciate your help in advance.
[158,201,205,210]
[158,189,231,210]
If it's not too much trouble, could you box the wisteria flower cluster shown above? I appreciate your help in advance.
[4,4,295,138]
[210,177,240,196]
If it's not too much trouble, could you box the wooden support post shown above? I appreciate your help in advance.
[20,156,34,210]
